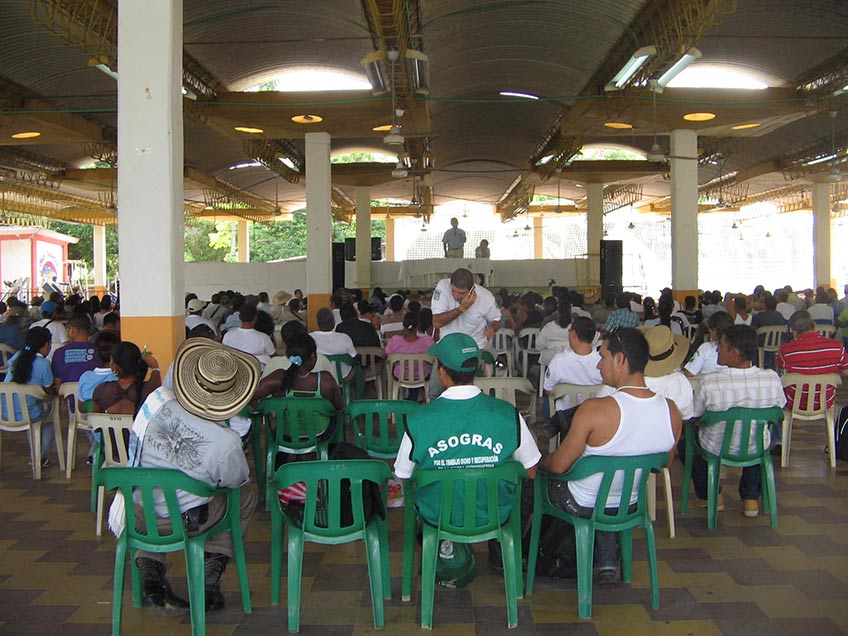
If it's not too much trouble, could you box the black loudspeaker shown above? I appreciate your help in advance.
[344,238,356,261]
[600,239,623,295]
[343,237,383,261]
[331,242,346,291]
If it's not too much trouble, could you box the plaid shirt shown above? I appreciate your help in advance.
[777,332,848,409]
[603,308,639,332]
[693,366,785,455]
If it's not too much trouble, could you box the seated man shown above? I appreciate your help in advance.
[118,339,260,613]
[602,293,638,333]
[185,298,218,337]
[691,325,785,516]
[394,333,540,523]
[543,316,602,411]
[541,327,682,584]
[222,302,276,368]
[51,314,97,394]
[335,301,380,348]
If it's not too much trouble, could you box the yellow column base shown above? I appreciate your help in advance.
[120,315,185,375]
[306,293,331,332]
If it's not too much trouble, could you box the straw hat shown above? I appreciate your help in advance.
[272,290,293,305]
[640,325,689,377]
[172,339,260,421]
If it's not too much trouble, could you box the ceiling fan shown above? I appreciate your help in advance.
[645,81,698,163]
[272,181,282,216]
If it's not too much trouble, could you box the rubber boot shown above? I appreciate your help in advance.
[135,556,189,612]
[204,552,229,612]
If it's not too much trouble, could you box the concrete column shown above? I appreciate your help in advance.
[533,215,544,259]
[92,224,107,295]
[586,183,604,286]
[237,220,249,262]
[670,129,699,299]
[305,132,332,328]
[812,182,832,288]
[117,0,184,370]
[355,187,372,292]
[385,217,395,261]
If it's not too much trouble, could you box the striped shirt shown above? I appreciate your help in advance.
[777,332,848,409]
[603,308,639,332]
[693,366,785,455]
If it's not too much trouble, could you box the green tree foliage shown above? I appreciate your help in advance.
[47,220,119,279]
[184,220,229,262]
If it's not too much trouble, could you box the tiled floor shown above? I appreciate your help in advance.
[1,414,847,635]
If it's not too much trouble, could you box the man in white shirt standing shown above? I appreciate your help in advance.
[442,217,467,257]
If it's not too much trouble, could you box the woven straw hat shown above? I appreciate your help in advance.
[272,290,293,305]
[172,339,260,421]
[639,325,689,377]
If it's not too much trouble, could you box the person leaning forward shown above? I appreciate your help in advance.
[115,339,260,614]
[541,327,682,584]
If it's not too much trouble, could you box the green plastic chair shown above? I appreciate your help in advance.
[401,461,527,629]
[325,353,361,405]
[229,405,265,502]
[681,406,783,530]
[100,467,252,636]
[525,453,667,619]
[259,395,339,510]
[347,399,420,458]
[269,459,392,633]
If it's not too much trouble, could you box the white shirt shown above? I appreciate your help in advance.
[692,365,785,455]
[310,330,357,379]
[537,322,572,365]
[393,385,541,479]
[734,313,752,325]
[185,314,218,336]
[597,371,694,420]
[809,303,834,324]
[776,302,796,321]
[684,341,725,376]
[543,349,603,411]
[30,318,67,361]
[431,279,501,348]
[222,327,276,367]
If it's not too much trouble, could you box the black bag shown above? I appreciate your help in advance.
[532,516,577,579]
[835,406,848,462]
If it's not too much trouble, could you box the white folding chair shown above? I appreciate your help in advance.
[756,325,786,370]
[490,328,515,377]
[357,346,387,399]
[516,328,541,379]
[386,354,436,403]
[0,343,17,377]
[89,413,134,536]
[814,324,837,339]
[0,384,64,480]
[59,381,91,478]
[780,373,842,468]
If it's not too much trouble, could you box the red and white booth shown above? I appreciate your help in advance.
[0,226,78,299]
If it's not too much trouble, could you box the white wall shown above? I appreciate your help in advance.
[185,258,588,299]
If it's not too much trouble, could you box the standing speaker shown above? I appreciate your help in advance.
[600,239,623,295]
[331,242,346,291]
[344,237,356,261]
[371,236,382,261]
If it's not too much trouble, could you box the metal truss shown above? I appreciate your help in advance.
[780,130,848,180]
[496,181,535,222]
[537,136,584,182]
[201,176,276,220]
[796,45,848,103]
[603,184,643,214]
[698,137,744,166]
[0,148,66,189]
[242,139,303,185]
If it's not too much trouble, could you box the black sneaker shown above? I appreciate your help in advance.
[205,582,226,612]
[598,569,619,585]
[487,539,504,574]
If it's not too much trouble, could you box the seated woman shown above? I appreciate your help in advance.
[4,327,56,467]
[385,312,434,401]
[538,299,573,365]
[92,341,161,416]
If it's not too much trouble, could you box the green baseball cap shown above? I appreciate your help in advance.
[428,333,480,371]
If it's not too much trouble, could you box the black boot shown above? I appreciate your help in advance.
[135,556,189,612]
[204,553,229,612]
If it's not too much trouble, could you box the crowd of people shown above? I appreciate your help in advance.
[4,274,847,622]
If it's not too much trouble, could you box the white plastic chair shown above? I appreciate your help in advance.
[0,384,64,480]
[814,324,837,339]
[546,383,606,428]
[386,354,435,403]
[490,328,515,377]
[89,413,134,536]
[474,377,537,421]
[780,373,842,468]
[516,328,541,379]
[0,344,17,376]
[59,381,91,478]
[356,346,387,399]
[756,325,786,370]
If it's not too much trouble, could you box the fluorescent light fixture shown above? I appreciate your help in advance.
[804,153,837,167]
[94,62,118,80]
[361,50,387,96]
[732,123,760,130]
[605,46,656,91]
[656,47,702,90]
[406,49,430,96]
[499,91,539,100]
[279,157,298,171]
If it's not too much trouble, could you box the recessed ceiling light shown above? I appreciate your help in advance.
[604,122,633,129]
[372,124,394,132]
[11,131,41,139]
[499,91,539,100]
[234,126,264,134]
[731,122,760,130]
[683,112,716,122]
[292,114,323,124]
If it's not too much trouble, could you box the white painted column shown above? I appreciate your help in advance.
[92,224,107,292]
[586,182,604,285]
[305,132,333,326]
[237,220,249,262]
[670,129,699,295]
[117,0,184,363]
[812,182,832,287]
[355,187,372,291]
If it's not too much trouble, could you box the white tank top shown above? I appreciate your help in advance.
[569,391,675,508]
